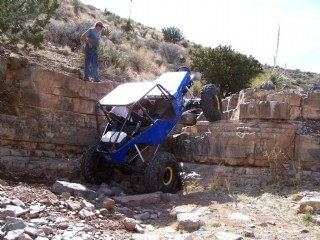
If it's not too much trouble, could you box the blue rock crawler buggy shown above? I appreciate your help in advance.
[80,67,222,193]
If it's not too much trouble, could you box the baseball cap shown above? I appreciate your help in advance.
[95,21,104,28]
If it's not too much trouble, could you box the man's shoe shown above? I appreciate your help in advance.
[83,77,89,81]
[94,80,101,82]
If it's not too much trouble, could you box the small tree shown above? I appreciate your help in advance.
[0,0,59,50]
[190,45,263,97]
[161,26,184,44]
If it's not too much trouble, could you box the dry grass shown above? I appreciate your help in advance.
[58,45,71,55]
[262,142,296,185]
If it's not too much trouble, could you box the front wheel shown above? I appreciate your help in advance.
[144,151,180,193]
[200,84,222,121]
[80,143,114,184]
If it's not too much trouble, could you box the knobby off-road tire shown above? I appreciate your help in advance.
[176,66,190,72]
[80,143,114,184]
[200,84,222,121]
[144,151,179,193]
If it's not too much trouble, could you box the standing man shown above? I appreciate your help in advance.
[81,21,104,82]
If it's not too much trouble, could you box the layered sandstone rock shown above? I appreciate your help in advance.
[0,56,118,179]
[174,121,297,166]
[0,55,319,184]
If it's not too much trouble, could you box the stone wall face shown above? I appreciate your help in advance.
[0,56,319,183]
[229,88,320,121]
[170,87,320,182]
[0,57,118,179]
[295,135,320,171]
[174,121,298,167]
[301,92,320,119]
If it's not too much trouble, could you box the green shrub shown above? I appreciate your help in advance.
[191,81,202,97]
[151,32,159,40]
[0,0,59,50]
[105,11,120,23]
[269,71,284,88]
[101,27,111,37]
[139,29,148,38]
[162,26,184,43]
[104,48,128,70]
[113,18,122,27]
[121,19,134,32]
[118,61,129,74]
[303,214,313,224]
[71,0,80,7]
[191,45,263,97]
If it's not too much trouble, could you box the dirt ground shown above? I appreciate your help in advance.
[1,176,320,240]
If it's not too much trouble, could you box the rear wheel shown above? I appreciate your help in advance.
[144,151,179,193]
[80,143,114,184]
[200,84,222,121]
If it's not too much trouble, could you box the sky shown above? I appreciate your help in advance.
[80,0,320,73]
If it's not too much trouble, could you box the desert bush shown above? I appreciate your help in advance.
[187,43,203,55]
[71,0,81,15]
[251,70,291,90]
[151,32,160,40]
[191,45,263,97]
[269,71,284,89]
[180,40,189,48]
[193,43,202,49]
[152,54,164,67]
[128,51,146,73]
[162,26,184,43]
[131,39,145,50]
[303,213,313,224]
[0,0,59,50]
[113,18,123,27]
[46,19,92,49]
[191,81,202,97]
[146,39,159,51]
[54,3,74,21]
[58,45,71,55]
[139,29,148,38]
[103,48,127,70]
[121,19,134,33]
[101,27,111,37]
[110,26,124,44]
[71,0,80,7]
[158,42,182,64]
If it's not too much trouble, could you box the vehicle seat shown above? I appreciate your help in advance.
[131,111,153,127]
[109,111,126,124]
[101,131,129,149]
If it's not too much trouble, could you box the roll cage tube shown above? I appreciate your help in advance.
[95,83,176,143]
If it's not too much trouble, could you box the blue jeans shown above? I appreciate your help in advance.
[84,45,100,81]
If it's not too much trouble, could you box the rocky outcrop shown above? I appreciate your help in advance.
[227,88,320,121]
[0,55,118,179]
[169,87,320,184]
[0,54,320,186]
[175,121,298,167]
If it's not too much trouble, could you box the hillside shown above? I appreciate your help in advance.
[1,1,320,90]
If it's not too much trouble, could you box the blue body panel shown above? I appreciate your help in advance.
[96,71,191,164]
